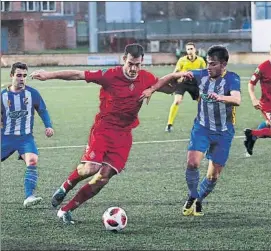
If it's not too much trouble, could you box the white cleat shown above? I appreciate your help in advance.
[57,208,74,224]
[23,195,43,208]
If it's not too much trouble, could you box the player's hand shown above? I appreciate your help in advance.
[174,71,194,81]
[30,70,48,81]
[207,92,223,102]
[139,87,154,104]
[45,127,54,137]
[251,98,261,110]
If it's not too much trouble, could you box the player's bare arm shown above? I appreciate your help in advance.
[207,90,241,106]
[139,71,193,103]
[248,83,261,109]
[30,70,85,81]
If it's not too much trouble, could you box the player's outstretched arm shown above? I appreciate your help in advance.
[139,71,193,103]
[30,70,85,81]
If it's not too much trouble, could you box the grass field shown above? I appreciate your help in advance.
[1,65,271,250]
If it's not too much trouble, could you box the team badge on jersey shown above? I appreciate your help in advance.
[129,83,135,91]
[89,151,96,159]
[7,100,11,107]
[23,97,29,104]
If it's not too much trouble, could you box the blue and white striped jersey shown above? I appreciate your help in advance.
[192,69,241,132]
[1,85,52,136]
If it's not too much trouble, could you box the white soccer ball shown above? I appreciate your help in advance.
[102,207,128,231]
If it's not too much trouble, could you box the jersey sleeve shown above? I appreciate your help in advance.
[229,73,241,92]
[84,69,108,86]
[190,70,203,86]
[142,71,159,88]
[32,89,47,111]
[32,89,52,128]
[249,63,264,86]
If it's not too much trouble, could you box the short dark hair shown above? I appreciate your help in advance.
[207,45,229,63]
[124,43,144,58]
[186,42,195,48]
[10,62,28,75]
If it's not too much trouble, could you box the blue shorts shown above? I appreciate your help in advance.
[1,134,39,162]
[188,122,235,166]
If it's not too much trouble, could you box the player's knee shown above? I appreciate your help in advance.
[206,174,219,181]
[28,158,38,166]
[80,163,100,176]
[187,160,200,169]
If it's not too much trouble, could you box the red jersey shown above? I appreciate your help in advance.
[84,66,158,131]
[249,60,271,112]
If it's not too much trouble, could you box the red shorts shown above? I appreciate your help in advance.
[261,110,271,125]
[81,126,133,173]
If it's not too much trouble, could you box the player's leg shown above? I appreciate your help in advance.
[166,93,184,132]
[17,134,43,207]
[51,126,105,208]
[51,162,101,208]
[183,124,209,216]
[57,129,133,224]
[244,112,271,155]
[57,163,117,224]
[196,129,234,215]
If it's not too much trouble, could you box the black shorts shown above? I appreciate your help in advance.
[174,80,199,100]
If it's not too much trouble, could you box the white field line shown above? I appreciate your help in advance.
[38,135,245,150]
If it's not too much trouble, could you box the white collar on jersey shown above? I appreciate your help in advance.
[122,67,138,81]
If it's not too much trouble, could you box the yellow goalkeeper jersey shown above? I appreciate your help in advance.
[175,56,206,72]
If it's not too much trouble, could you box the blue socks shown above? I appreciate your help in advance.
[198,177,217,202]
[24,165,38,198]
[185,168,199,199]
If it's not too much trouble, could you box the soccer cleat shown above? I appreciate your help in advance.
[165,124,173,132]
[57,208,74,224]
[193,200,204,216]
[51,188,66,208]
[182,197,196,216]
[23,195,43,208]
[244,128,256,156]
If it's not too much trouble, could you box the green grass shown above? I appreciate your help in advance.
[1,65,271,250]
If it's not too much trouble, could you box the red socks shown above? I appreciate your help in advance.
[62,169,84,193]
[252,128,271,137]
[62,183,93,212]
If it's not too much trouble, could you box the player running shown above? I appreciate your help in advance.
[244,45,271,156]
[30,43,192,224]
[144,45,241,216]
[165,42,206,132]
[1,62,54,207]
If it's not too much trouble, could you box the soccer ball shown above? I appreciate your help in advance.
[102,207,128,232]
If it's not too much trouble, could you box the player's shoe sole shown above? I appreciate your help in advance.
[51,188,66,208]
[23,195,43,208]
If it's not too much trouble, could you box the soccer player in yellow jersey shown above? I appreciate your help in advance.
[165,42,206,132]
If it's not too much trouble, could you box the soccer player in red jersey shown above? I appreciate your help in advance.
[244,46,271,156]
[31,43,192,224]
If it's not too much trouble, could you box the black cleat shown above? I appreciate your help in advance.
[244,128,256,156]
[165,124,173,132]
[193,200,204,216]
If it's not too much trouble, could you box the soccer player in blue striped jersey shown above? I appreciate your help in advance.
[133,45,241,216]
[181,45,241,216]
[1,62,54,208]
